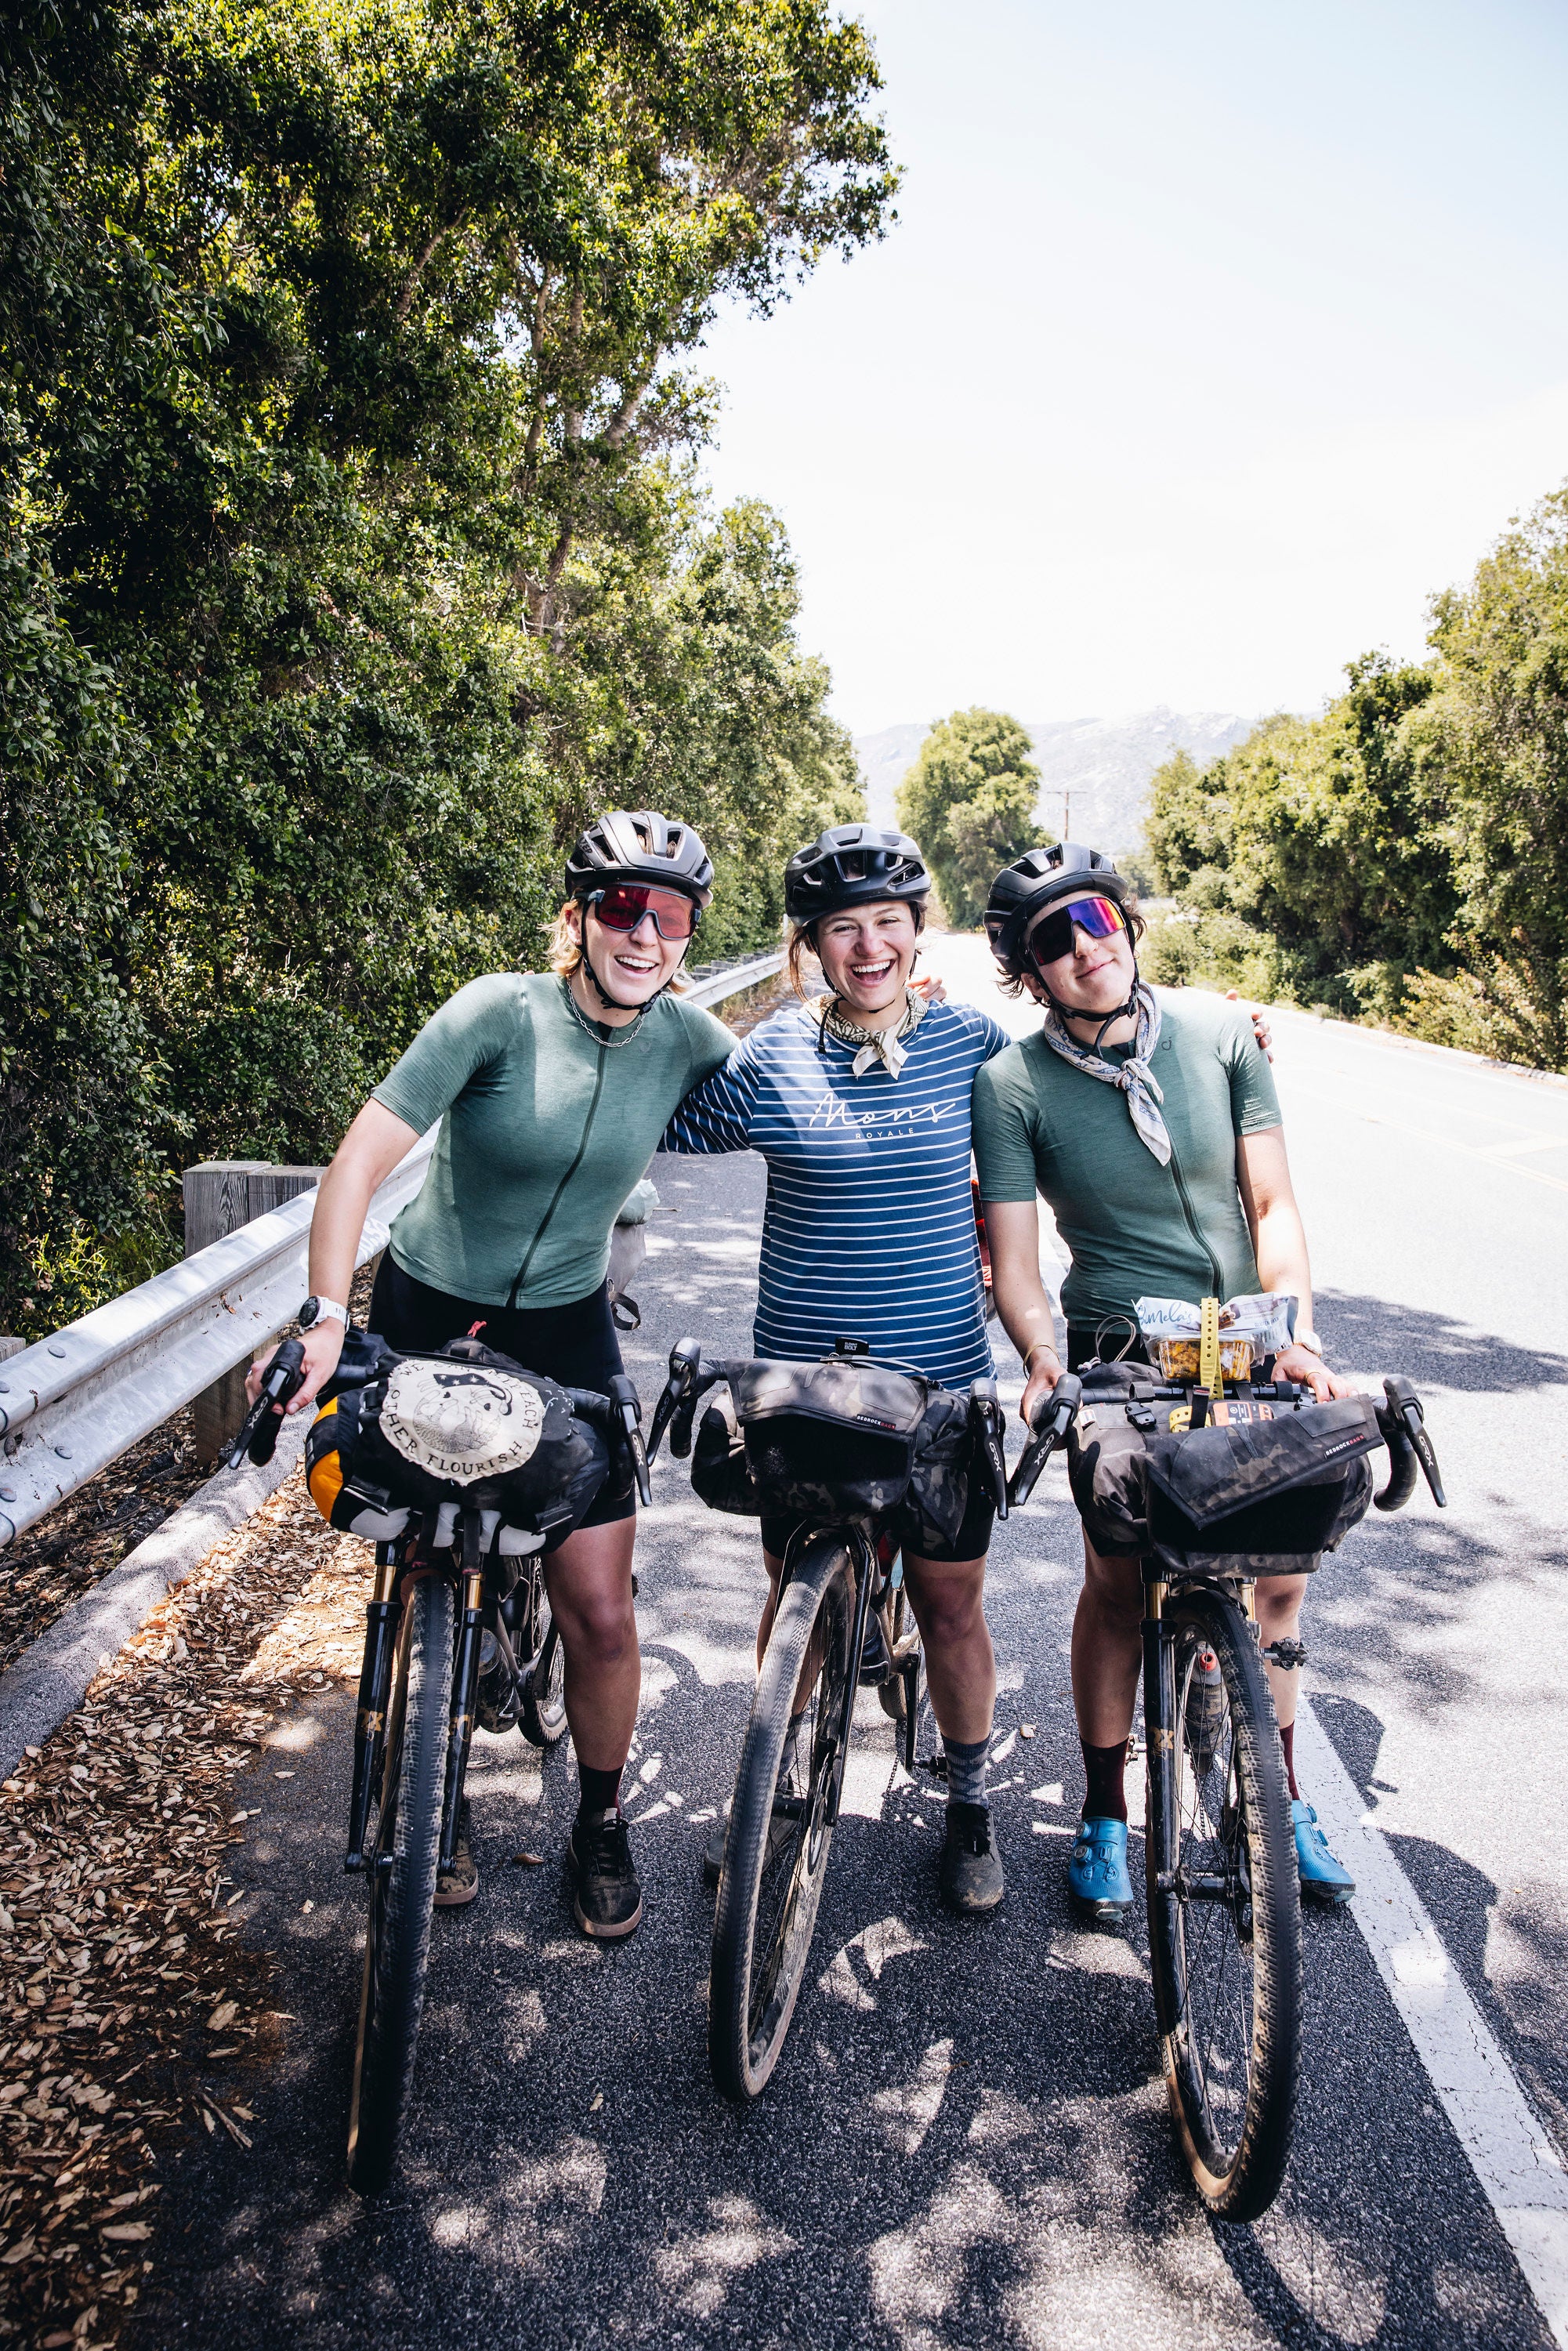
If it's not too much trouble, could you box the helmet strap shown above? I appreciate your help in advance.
[1041,961,1143,1054]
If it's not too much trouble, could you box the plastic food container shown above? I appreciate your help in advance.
[1152,1335,1255,1384]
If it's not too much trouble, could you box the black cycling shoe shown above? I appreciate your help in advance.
[939,1800,1005,1914]
[858,1617,890,1684]
[476,1632,518,1735]
[569,1806,644,1940]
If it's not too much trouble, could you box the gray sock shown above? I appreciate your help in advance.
[943,1733,990,1810]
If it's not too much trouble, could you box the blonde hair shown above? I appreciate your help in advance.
[786,898,926,998]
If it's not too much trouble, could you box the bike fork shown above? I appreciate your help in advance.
[345,1545,404,1871]
[827,1532,876,1828]
[1143,1577,1186,2042]
[440,1517,486,1872]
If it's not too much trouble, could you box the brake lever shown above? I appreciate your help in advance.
[1007,1372,1082,1509]
[647,1337,702,1463]
[226,1337,306,1469]
[969,1378,1009,1523]
[607,1373,653,1506]
[1381,1375,1447,1509]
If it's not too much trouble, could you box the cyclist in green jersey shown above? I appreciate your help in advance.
[975,843,1358,1918]
[247,811,733,1937]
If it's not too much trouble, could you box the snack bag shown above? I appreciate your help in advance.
[1134,1294,1295,1383]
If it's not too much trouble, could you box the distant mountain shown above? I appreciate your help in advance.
[853,707,1258,856]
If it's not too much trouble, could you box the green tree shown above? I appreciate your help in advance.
[895,708,1042,927]
[0,0,896,1330]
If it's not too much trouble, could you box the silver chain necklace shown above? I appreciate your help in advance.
[559,973,649,1049]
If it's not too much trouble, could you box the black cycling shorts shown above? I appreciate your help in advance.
[759,1473,996,1568]
[368,1255,636,1545]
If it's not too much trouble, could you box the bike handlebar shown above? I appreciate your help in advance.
[1007,1373,1083,1508]
[226,1337,307,1469]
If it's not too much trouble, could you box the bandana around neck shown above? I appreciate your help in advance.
[1040,984,1171,1163]
[816,987,928,1078]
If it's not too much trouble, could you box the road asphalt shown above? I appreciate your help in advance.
[127,945,1567,2351]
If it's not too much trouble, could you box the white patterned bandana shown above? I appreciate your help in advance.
[1040,984,1171,1163]
[816,987,928,1078]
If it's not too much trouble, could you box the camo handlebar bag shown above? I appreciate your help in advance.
[690,1358,976,1549]
[1066,1366,1381,1573]
[305,1335,609,1546]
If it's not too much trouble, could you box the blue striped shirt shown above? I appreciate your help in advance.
[663,998,1012,1389]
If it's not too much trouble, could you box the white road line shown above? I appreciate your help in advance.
[1297,1700,1568,2346]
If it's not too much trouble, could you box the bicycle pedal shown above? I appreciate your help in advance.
[921,1752,948,1779]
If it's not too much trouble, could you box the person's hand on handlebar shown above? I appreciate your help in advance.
[1272,1342,1354,1403]
[245,1320,344,1416]
[1019,1343,1065,1432]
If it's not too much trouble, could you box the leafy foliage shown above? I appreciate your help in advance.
[894,708,1043,927]
[0,0,891,1331]
[1143,489,1568,1074]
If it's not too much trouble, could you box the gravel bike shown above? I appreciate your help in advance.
[645,1337,1033,2101]
[233,1332,650,2193]
[1009,1358,1446,2220]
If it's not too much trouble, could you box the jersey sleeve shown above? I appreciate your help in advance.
[661,1034,758,1155]
[677,998,739,1089]
[972,1052,1042,1201]
[1222,1010,1284,1135]
[371,974,516,1133]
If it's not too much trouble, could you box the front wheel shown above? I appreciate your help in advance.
[1146,1584,1301,2222]
[709,1534,856,2100]
[346,1575,453,2196]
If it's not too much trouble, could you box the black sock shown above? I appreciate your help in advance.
[1081,1737,1129,1823]
[578,1763,623,1815]
[1279,1722,1300,1802]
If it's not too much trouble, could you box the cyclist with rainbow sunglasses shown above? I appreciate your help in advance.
[974,842,1359,1921]
[248,810,733,1938]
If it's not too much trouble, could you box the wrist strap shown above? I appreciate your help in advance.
[313,1297,349,1329]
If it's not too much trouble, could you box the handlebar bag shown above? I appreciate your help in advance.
[686,1360,976,1540]
[1068,1387,1380,1570]
[306,1336,607,1541]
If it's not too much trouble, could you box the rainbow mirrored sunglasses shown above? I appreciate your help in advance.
[586,882,701,941]
[1023,893,1125,973]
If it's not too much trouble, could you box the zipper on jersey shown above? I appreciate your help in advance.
[1167,1141,1225,1297]
[506,1046,608,1310]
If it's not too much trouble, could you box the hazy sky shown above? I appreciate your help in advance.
[696,0,1568,734]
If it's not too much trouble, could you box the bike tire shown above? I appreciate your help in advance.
[709,1533,856,2101]
[1146,1584,1301,2223]
[346,1575,453,2196]
[518,1609,568,1747]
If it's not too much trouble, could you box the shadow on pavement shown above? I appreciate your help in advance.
[1316,1288,1568,1393]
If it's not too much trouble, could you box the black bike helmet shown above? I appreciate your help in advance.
[983,841,1131,973]
[565,809,714,907]
[784,824,930,925]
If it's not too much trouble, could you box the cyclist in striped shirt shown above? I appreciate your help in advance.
[664,826,1013,1914]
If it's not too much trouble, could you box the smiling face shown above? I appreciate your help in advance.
[566,896,689,1014]
[1020,893,1136,1021]
[813,900,922,1022]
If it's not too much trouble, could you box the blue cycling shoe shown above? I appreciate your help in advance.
[1292,1799,1355,1905]
[1068,1815,1133,1922]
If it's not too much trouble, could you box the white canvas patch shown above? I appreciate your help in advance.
[379,1361,545,1484]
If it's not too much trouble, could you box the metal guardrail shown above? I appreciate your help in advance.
[0,950,786,1548]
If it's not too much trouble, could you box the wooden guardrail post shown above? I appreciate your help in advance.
[183,1163,323,1465]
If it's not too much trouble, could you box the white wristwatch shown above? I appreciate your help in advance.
[299,1295,349,1331]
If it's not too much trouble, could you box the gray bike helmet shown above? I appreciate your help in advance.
[566,809,714,907]
[784,824,929,925]
[983,841,1131,973]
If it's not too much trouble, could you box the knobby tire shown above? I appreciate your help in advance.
[1146,1585,1301,2222]
[710,1534,856,2101]
[346,1575,453,2195]
[519,1605,567,1748]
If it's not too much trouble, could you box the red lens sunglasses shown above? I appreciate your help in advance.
[588,882,701,942]
[1024,893,1124,973]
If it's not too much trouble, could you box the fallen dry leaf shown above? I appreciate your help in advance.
[511,1852,545,1867]
[1019,1723,1037,1740]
